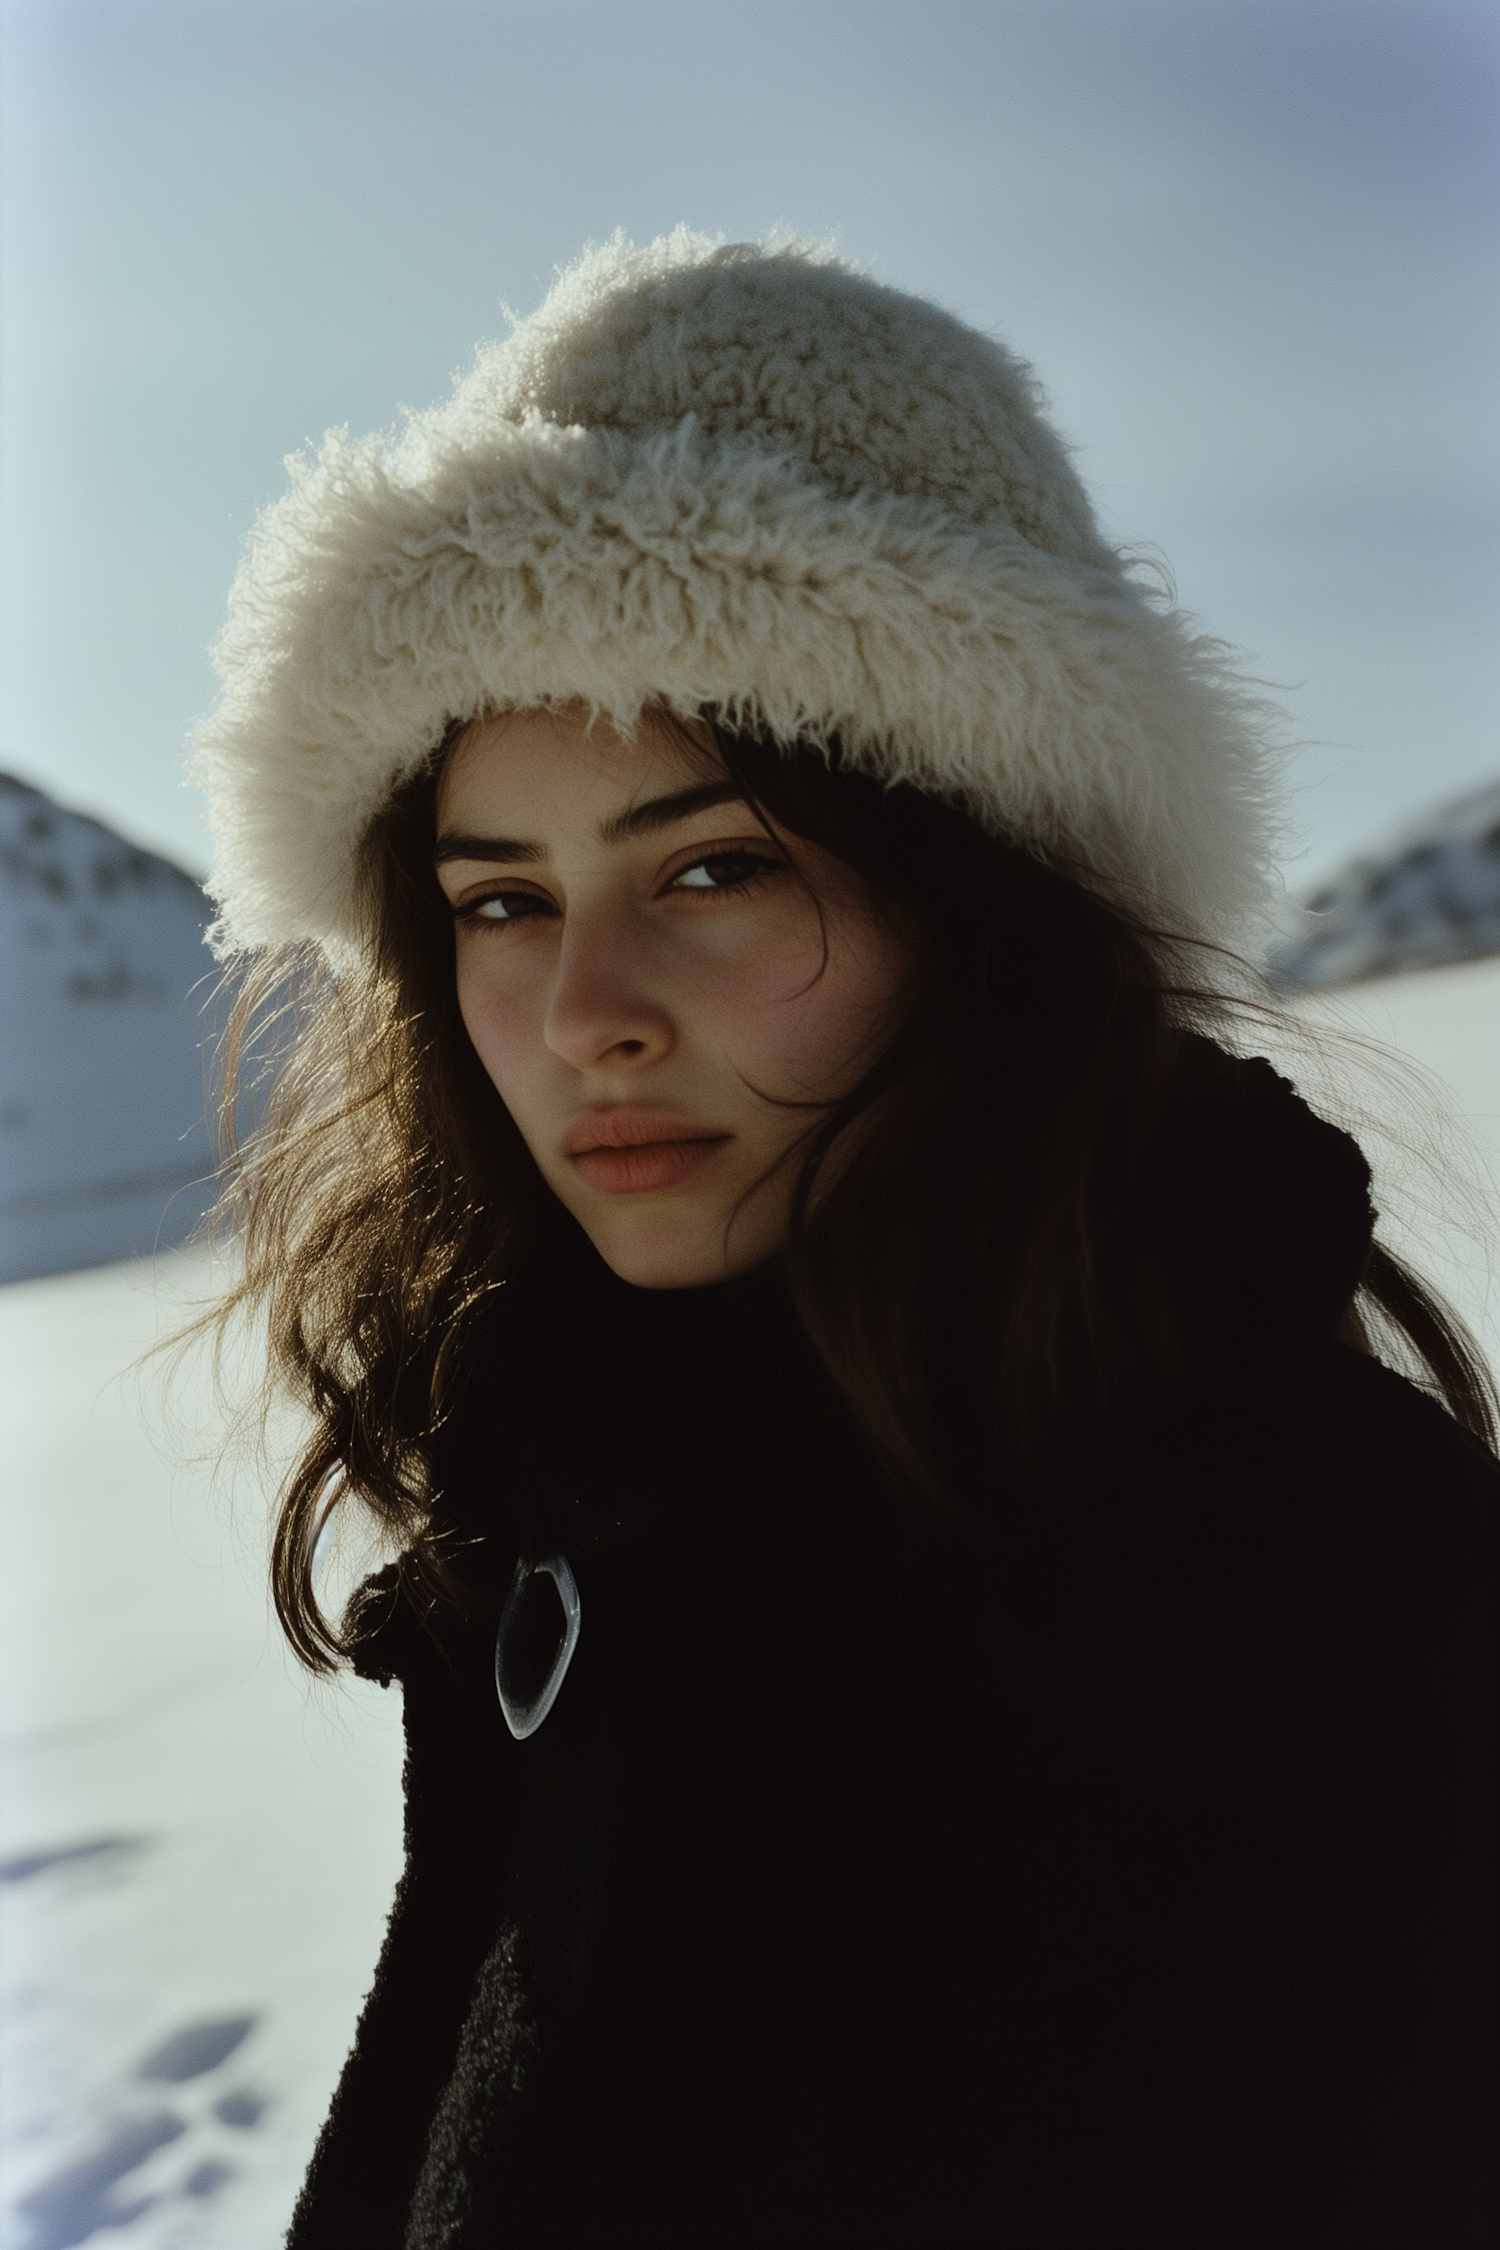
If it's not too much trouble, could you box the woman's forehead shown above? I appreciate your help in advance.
[438,707,716,835]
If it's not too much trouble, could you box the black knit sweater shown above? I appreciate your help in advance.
[287,1050,1499,2247]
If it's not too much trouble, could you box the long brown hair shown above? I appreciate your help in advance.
[206,717,1499,1668]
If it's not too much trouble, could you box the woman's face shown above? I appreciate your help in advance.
[434,708,919,1288]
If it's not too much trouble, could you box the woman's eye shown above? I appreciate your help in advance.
[460,890,554,923]
[670,851,782,894]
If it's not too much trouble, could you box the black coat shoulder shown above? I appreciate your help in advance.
[291,1048,1499,2248]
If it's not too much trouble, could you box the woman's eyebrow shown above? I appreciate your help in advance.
[433,831,542,867]
[433,781,750,869]
[598,780,747,844]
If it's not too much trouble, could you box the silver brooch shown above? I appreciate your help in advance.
[495,1554,582,1740]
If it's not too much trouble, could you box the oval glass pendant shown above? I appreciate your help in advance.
[495,1554,582,1740]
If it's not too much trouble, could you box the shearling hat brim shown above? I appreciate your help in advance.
[191,234,1282,967]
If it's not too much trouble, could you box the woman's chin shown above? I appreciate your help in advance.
[570,1197,782,1292]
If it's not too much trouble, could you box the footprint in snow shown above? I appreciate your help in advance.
[12,2013,263,2250]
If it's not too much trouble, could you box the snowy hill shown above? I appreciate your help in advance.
[1270,776,1500,992]
[0,777,222,1284]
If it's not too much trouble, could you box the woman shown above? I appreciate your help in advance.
[194,234,1498,2246]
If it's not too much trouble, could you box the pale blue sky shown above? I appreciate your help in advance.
[2,0,1496,884]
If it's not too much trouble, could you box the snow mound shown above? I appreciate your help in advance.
[0,777,221,1283]
[1270,776,1500,992]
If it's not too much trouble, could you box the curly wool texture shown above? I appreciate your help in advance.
[193,229,1283,963]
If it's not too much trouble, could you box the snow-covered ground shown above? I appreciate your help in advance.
[1,960,1496,2250]
[0,1257,404,2250]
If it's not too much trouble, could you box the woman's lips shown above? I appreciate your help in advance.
[572,1139,727,1194]
[561,1110,731,1196]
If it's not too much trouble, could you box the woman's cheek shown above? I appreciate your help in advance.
[456,954,543,1101]
[726,915,911,1100]
[692,961,855,1103]
[687,950,821,1078]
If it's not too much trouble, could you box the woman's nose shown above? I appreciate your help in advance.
[542,914,674,1072]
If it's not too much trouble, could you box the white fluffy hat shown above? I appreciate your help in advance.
[192,228,1279,961]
